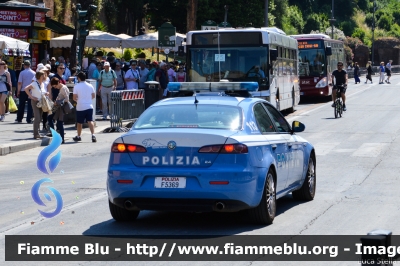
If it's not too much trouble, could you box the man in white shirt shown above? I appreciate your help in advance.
[124,61,140,90]
[16,60,35,123]
[72,72,96,142]
[167,64,176,82]
[138,61,149,90]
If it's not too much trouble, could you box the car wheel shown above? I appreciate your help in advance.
[108,200,140,221]
[292,155,316,201]
[248,169,276,225]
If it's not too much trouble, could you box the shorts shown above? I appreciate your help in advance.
[76,109,93,124]
[333,85,346,94]
[0,91,8,95]
[386,69,392,77]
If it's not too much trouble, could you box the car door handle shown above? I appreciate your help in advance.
[288,143,293,148]
[271,144,277,150]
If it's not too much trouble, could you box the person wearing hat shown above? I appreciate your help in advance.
[50,57,57,73]
[146,61,158,81]
[385,60,393,84]
[98,61,117,120]
[16,60,35,123]
[124,61,140,90]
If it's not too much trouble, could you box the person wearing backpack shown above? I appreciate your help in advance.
[114,62,126,90]
[98,62,117,120]
[124,61,140,90]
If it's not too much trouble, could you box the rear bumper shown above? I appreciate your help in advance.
[112,197,251,212]
[107,164,268,211]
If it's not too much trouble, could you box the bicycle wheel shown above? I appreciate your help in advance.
[334,101,338,118]
[338,101,342,117]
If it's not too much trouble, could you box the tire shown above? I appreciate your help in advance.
[292,155,316,201]
[288,88,295,113]
[109,200,140,221]
[248,169,276,225]
[334,102,338,118]
[276,90,280,111]
[338,101,342,117]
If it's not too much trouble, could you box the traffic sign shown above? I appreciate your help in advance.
[201,20,217,30]
[218,21,232,28]
[158,22,176,47]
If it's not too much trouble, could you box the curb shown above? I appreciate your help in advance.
[0,124,112,156]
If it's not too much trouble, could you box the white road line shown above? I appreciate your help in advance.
[0,192,107,237]
[351,143,389,157]
[287,85,374,122]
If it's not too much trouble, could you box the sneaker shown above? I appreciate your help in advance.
[61,140,65,144]
[388,82,391,84]
[73,136,82,142]
[46,133,52,137]
[331,103,335,107]
[102,117,107,120]
[92,135,97,143]
[364,82,367,84]
[5,111,10,115]
[343,105,347,111]
[0,115,4,122]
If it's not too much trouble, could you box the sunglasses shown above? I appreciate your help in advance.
[58,67,65,69]
[0,64,5,66]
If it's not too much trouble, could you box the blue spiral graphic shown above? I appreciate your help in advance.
[31,178,63,218]
[37,128,62,175]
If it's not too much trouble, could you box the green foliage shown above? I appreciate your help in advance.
[94,21,108,32]
[123,49,133,61]
[344,37,363,50]
[303,13,329,33]
[389,24,400,38]
[282,5,304,34]
[352,28,366,42]
[340,20,357,37]
[365,13,374,28]
[378,15,392,31]
[393,10,400,25]
[343,45,353,62]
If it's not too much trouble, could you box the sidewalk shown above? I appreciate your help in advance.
[0,112,113,156]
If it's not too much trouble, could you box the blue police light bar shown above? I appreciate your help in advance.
[167,82,259,92]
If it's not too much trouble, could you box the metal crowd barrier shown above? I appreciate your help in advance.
[110,90,145,129]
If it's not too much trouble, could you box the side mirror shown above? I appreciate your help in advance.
[325,46,332,56]
[270,49,278,61]
[291,121,305,133]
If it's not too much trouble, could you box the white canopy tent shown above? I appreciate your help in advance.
[0,34,30,56]
[121,32,186,51]
[50,30,122,48]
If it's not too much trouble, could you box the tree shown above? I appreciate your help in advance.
[304,13,329,33]
[187,0,198,31]
[378,14,392,31]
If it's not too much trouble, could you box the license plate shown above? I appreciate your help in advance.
[300,92,304,95]
[155,177,186,188]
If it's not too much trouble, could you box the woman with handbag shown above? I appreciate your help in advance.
[354,62,361,84]
[48,77,70,144]
[0,60,12,122]
[24,71,48,139]
[365,61,373,84]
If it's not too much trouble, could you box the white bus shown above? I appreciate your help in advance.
[185,27,300,112]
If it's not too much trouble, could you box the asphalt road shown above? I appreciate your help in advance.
[1,76,400,266]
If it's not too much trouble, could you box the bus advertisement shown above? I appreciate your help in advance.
[290,34,345,97]
[185,27,300,112]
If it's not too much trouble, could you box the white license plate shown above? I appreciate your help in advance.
[300,92,304,95]
[155,177,186,188]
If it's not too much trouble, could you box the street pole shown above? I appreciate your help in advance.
[372,0,376,66]
[330,0,335,39]
[265,0,268,27]
[223,5,228,28]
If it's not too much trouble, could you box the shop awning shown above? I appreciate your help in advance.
[46,18,75,35]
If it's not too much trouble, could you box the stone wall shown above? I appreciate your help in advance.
[353,44,370,67]
[373,37,400,65]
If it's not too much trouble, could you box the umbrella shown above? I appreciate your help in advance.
[50,30,122,48]
[121,32,186,51]
[0,34,30,56]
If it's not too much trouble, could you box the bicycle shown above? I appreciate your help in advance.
[333,84,346,118]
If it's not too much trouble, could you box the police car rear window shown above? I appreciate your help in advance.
[133,105,242,130]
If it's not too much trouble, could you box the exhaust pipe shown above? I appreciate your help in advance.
[124,200,133,209]
[215,202,225,211]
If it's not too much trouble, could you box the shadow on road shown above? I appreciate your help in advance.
[82,195,308,236]
[299,96,331,105]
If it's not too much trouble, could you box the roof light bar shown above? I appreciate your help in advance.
[167,82,259,92]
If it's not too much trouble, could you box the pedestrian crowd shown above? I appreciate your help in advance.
[346,60,394,85]
[0,55,187,143]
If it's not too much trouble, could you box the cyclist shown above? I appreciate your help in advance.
[331,61,348,111]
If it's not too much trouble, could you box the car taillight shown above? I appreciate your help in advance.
[111,143,147,153]
[198,144,248,154]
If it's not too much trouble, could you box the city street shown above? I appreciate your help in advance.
[1,76,400,266]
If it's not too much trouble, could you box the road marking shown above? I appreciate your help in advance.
[314,142,340,156]
[0,192,107,237]
[287,86,374,122]
[351,143,389,157]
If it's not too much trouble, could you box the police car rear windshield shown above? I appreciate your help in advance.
[133,105,242,130]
